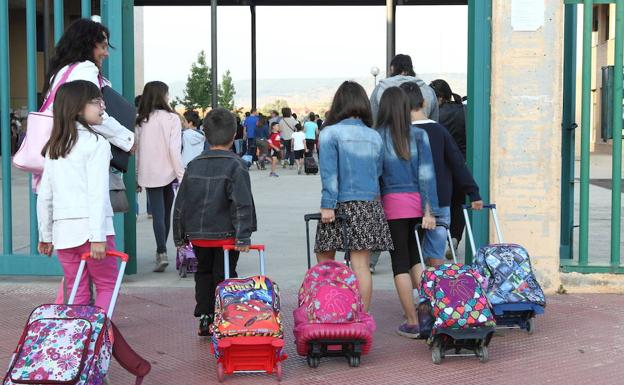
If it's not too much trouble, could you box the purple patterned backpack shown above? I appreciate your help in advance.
[176,242,197,278]
[3,252,130,385]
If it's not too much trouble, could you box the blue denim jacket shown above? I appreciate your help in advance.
[319,118,384,209]
[377,125,439,214]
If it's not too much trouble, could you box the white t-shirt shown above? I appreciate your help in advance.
[292,132,306,151]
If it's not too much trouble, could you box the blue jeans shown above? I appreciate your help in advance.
[234,139,244,155]
[422,206,451,260]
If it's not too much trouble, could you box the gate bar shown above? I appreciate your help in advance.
[578,0,593,266]
[27,0,38,255]
[611,0,623,266]
[54,0,64,43]
[1,0,12,254]
[82,0,92,18]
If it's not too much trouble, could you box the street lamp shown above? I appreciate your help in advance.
[371,66,380,87]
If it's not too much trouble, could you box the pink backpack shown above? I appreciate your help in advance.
[297,261,364,324]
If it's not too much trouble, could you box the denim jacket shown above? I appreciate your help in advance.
[319,118,384,209]
[377,125,439,214]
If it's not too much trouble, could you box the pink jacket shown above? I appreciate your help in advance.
[136,110,185,188]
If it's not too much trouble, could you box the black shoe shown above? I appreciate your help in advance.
[198,314,213,336]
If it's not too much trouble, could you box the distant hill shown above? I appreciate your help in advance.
[169,73,466,114]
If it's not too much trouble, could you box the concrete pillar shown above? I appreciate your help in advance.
[489,0,564,291]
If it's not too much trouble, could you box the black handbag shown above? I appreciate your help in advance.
[102,86,136,173]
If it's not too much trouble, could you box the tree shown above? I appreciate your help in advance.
[261,99,290,115]
[218,70,236,110]
[181,50,212,113]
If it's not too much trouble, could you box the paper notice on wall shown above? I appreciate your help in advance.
[511,0,545,32]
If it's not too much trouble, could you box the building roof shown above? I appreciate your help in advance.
[134,0,466,6]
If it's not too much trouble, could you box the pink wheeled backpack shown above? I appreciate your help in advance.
[294,214,375,368]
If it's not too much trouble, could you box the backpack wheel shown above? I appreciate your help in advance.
[477,346,489,363]
[526,318,535,335]
[180,264,187,278]
[217,362,225,382]
[348,355,360,367]
[431,339,442,365]
[307,355,320,368]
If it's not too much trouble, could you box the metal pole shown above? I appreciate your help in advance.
[0,0,12,254]
[27,0,39,255]
[82,0,92,18]
[251,5,256,110]
[386,0,395,75]
[610,0,623,267]
[578,1,593,266]
[43,0,51,77]
[53,0,64,44]
[122,0,137,274]
[466,0,492,263]
[561,3,577,260]
[211,0,218,109]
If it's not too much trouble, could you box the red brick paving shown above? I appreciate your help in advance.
[1,286,623,385]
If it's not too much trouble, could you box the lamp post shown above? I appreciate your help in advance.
[371,66,380,87]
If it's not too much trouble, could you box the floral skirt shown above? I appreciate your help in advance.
[314,201,394,253]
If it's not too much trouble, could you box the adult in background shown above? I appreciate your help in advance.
[304,112,319,157]
[279,107,297,168]
[315,81,393,312]
[136,81,185,273]
[430,79,467,257]
[370,54,439,123]
[243,109,259,162]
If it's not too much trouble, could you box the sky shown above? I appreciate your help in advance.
[141,5,468,84]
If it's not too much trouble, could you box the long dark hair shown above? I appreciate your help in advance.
[136,81,173,126]
[43,19,110,97]
[43,80,101,159]
[375,87,411,161]
[324,81,373,127]
[430,79,462,104]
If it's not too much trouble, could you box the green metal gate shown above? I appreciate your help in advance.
[0,0,137,275]
[560,0,624,273]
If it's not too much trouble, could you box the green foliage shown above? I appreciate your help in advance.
[181,50,212,113]
[218,70,236,110]
[261,99,289,115]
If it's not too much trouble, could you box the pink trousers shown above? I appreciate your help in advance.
[55,236,119,312]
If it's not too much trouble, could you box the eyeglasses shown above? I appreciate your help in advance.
[88,98,105,108]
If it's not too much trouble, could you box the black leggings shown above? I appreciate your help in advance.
[146,181,175,254]
[193,246,239,317]
[388,218,421,276]
[450,187,466,241]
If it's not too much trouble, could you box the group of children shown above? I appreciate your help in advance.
[37,47,481,342]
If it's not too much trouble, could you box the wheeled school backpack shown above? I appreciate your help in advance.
[293,214,375,369]
[212,275,282,339]
[176,242,197,278]
[414,224,496,364]
[210,245,286,382]
[2,252,137,385]
[464,204,545,333]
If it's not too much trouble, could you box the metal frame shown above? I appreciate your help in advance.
[560,3,577,260]
[465,0,491,263]
[560,0,624,274]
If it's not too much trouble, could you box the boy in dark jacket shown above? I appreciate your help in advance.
[399,82,483,266]
[173,108,257,336]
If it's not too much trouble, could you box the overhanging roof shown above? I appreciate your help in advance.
[134,0,467,6]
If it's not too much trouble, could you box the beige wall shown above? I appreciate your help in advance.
[490,0,564,291]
